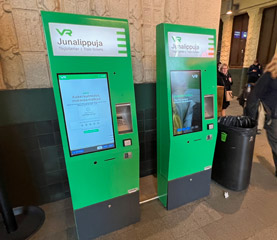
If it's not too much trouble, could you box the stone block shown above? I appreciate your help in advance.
[220,16,233,64]
[61,0,76,13]
[37,0,60,11]
[22,52,51,88]
[9,0,37,9]
[12,9,45,51]
[90,0,110,16]
[143,7,152,24]
[1,52,25,89]
[143,56,153,70]
[144,40,153,56]
[152,55,156,70]
[164,0,179,23]
[144,69,154,83]
[129,0,142,28]
[130,26,143,53]
[0,61,6,89]
[178,0,195,25]
[143,0,152,8]
[0,7,18,51]
[243,8,262,67]
[154,0,164,8]
[109,0,128,18]
[132,57,144,83]
[153,9,163,25]
[143,24,153,42]
[76,0,90,15]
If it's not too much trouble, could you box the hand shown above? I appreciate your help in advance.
[228,77,232,82]
[253,69,257,72]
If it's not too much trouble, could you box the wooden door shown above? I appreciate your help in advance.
[257,6,277,67]
[229,14,249,67]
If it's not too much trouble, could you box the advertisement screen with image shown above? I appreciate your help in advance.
[58,73,115,156]
[171,70,202,136]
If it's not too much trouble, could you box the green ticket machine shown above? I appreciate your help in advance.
[156,23,218,210]
[41,11,139,239]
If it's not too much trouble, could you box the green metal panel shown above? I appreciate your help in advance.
[156,23,218,208]
[41,11,139,211]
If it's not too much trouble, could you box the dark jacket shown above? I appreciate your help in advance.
[245,72,277,119]
[237,83,255,107]
[247,64,263,83]
[217,72,232,91]
[217,71,233,109]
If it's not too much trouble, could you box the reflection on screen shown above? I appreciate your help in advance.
[58,73,115,156]
[171,70,202,136]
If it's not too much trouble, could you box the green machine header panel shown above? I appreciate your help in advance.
[156,23,218,209]
[41,11,139,239]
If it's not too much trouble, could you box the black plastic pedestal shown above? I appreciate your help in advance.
[0,206,45,240]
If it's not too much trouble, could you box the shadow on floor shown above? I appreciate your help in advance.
[257,155,275,174]
[250,161,277,192]
[205,182,246,215]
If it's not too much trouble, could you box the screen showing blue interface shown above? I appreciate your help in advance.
[171,70,202,136]
[58,73,115,156]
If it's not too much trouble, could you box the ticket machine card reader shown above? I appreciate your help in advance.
[116,103,133,134]
[116,103,133,148]
[204,95,214,120]
[204,95,214,132]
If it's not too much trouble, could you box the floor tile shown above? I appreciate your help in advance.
[177,228,211,240]
[162,209,200,239]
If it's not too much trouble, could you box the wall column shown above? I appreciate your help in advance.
[243,8,263,68]
[220,15,233,65]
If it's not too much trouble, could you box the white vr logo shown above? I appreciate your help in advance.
[192,74,198,78]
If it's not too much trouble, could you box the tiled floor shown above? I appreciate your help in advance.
[139,174,157,202]
[27,98,277,240]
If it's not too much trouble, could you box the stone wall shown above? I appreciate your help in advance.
[219,15,233,65]
[0,0,221,89]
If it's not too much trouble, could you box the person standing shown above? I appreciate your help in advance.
[247,59,263,84]
[217,63,233,116]
[245,53,277,176]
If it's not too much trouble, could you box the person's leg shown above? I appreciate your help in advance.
[221,101,229,117]
[265,118,277,175]
[257,103,265,134]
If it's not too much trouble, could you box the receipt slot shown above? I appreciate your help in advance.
[42,12,139,239]
[156,24,218,210]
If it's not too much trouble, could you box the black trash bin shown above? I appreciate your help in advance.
[212,116,257,191]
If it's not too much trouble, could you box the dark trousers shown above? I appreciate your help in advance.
[248,76,258,84]
[265,118,277,169]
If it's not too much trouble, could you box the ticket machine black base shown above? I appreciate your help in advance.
[75,191,140,240]
[167,169,212,210]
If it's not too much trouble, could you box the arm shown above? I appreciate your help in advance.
[258,65,263,76]
[217,75,224,86]
[229,76,233,85]
[247,66,253,75]
[245,73,271,119]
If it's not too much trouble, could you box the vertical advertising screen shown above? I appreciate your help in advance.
[171,70,202,136]
[58,73,115,156]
